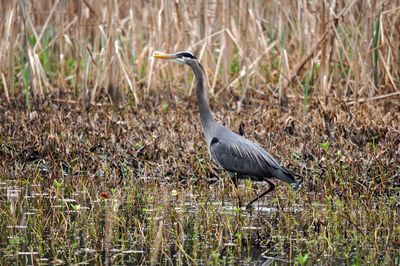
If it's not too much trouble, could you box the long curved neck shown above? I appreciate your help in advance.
[188,61,214,130]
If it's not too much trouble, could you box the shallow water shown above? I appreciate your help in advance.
[1,173,399,265]
[1,179,304,265]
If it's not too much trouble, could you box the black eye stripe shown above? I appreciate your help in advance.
[177,52,196,59]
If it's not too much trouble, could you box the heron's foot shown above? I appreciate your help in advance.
[245,202,254,212]
[238,197,243,208]
[245,195,260,212]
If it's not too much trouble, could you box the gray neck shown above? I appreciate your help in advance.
[188,61,214,130]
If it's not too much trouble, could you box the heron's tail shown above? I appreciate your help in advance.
[276,167,303,190]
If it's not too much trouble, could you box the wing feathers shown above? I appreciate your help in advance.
[229,140,280,169]
[210,135,281,176]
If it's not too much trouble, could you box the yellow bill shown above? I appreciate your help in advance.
[153,51,176,59]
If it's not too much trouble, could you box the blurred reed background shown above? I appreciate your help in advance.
[0,0,399,108]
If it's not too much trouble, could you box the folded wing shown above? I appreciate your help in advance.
[209,134,297,184]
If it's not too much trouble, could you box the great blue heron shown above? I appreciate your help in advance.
[153,51,301,209]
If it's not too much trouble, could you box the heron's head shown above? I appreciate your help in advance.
[153,51,197,65]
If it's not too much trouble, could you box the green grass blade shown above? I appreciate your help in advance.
[373,11,381,91]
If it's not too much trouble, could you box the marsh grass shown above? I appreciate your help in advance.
[1,93,399,264]
[0,0,400,264]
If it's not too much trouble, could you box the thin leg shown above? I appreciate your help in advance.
[227,171,238,188]
[232,174,238,189]
[246,180,276,210]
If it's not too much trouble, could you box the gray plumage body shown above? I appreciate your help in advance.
[209,126,296,184]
